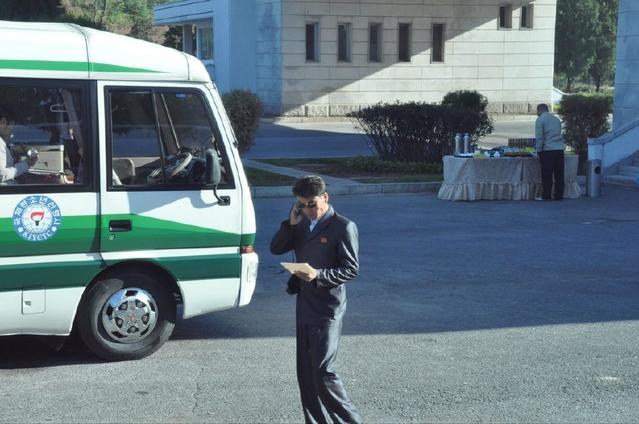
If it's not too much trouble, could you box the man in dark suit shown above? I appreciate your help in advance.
[270,175,362,424]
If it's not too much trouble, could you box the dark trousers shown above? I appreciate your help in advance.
[539,150,565,200]
[296,320,362,424]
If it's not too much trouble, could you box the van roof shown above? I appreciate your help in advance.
[0,20,211,83]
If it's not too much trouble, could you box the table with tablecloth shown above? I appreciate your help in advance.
[437,155,581,201]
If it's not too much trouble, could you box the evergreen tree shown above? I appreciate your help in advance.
[0,0,64,20]
[589,0,618,91]
[555,0,599,92]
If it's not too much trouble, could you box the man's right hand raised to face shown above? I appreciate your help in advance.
[289,203,303,226]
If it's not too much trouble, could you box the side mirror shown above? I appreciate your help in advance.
[205,149,221,186]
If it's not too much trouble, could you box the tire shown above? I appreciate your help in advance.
[77,271,176,361]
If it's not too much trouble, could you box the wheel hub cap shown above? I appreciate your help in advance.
[101,288,158,343]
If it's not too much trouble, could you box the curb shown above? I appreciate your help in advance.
[251,181,442,198]
[260,114,536,124]
[251,178,589,198]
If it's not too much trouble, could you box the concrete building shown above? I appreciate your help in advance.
[589,0,639,188]
[155,0,557,116]
[612,0,639,130]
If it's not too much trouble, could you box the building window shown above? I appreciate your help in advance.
[398,23,411,62]
[196,26,213,61]
[338,23,352,62]
[499,5,513,29]
[431,23,445,63]
[521,5,534,29]
[306,22,319,61]
[369,23,382,62]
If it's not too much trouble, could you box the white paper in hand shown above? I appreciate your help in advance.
[281,262,315,274]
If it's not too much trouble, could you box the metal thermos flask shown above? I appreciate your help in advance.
[454,133,462,155]
[463,133,470,154]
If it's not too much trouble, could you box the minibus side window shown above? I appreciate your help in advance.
[0,82,89,189]
[158,91,231,186]
[107,88,232,189]
[109,91,162,186]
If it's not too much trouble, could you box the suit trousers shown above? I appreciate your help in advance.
[296,319,362,424]
[538,150,564,200]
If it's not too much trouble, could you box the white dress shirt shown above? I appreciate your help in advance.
[0,136,28,184]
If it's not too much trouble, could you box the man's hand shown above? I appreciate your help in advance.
[289,203,303,226]
[294,268,318,282]
[26,149,38,167]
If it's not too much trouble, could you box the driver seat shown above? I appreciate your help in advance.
[112,158,136,185]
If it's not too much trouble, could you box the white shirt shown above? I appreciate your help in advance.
[309,219,319,232]
[0,136,28,184]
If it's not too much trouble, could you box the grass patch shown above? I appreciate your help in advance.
[352,174,443,183]
[245,167,297,187]
[257,157,443,184]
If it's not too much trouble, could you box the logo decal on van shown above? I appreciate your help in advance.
[12,196,62,242]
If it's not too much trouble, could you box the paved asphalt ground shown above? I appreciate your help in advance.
[1,186,639,423]
[245,117,538,159]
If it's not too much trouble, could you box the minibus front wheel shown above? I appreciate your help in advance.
[77,271,176,361]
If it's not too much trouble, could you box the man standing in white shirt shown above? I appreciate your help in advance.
[0,104,35,184]
[535,103,566,200]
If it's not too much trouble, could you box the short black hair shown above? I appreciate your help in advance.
[292,175,326,198]
[0,104,16,122]
[537,103,549,113]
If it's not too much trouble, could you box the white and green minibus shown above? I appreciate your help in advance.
[0,21,258,360]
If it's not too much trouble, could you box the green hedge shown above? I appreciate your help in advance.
[348,98,493,163]
[559,94,612,168]
[442,90,489,113]
[221,90,264,155]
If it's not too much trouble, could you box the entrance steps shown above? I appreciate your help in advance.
[605,154,639,189]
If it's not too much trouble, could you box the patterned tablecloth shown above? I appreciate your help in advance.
[437,155,581,201]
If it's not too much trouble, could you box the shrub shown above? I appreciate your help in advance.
[559,94,612,168]
[441,90,489,113]
[348,101,493,163]
[221,90,264,155]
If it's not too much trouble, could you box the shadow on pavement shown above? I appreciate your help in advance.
[0,334,102,369]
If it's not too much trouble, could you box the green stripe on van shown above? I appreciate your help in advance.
[0,59,161,73]
[0,254,240,293]
[0,259,103,292]
[154,253,240,280]
[0,213,254,257]
[240,233,256,246]
[0,215,99,258]
[101,214,244,252]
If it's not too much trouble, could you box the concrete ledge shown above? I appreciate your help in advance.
[250,182,442,198]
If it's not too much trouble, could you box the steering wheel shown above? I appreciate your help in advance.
[147,151,193,184]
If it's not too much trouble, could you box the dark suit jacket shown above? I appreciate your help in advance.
[270,205,359,325]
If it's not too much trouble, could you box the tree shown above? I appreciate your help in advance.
[121,0,153,40]
[0,0,64,20]
[2,0,178,44]
[555,0,599,92]
[589,0,618,91]
[163,26,183,50]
